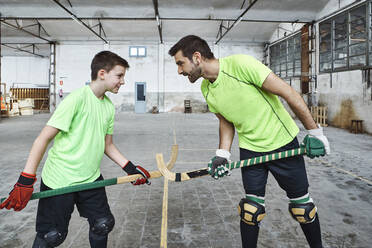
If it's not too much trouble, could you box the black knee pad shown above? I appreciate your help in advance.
[90,215,115,236]
[238,198,266,226]
[32,229,67,247]
[32,235,50,248]
[289,202,317,224]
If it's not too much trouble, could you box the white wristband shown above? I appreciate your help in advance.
[308,124,323,136]
[216,149,231,160]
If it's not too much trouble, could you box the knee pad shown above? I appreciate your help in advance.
[32,229,67,247]
[238,198,266,226]
[90,215,115,236]
[289,202,317,224]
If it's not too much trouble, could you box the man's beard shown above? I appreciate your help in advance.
[187,64,202,83]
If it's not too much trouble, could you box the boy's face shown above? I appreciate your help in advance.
[103,65,126,94]
[174,50,202,83]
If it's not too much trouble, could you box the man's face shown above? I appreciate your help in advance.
[174,50,202,83]
[104,65,126,94]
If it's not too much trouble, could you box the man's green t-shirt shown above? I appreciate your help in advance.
[41,86,115,189]
[201,54,299,152]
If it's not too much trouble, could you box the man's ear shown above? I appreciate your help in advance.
[193,52,202,65]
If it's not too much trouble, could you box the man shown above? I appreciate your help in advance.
[168,35,329,248]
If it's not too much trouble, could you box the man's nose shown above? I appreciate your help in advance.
[178,67,183,75]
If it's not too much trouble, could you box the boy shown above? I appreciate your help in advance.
[0,51,150,248]
[168,35,330,248]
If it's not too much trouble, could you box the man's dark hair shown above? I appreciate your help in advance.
[168,35,215,60]
[91,51,130,80]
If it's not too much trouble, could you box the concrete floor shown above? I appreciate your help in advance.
[0,112,372,248]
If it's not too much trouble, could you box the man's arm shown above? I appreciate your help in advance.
[216,113,235,151]
[261,72,330,155]
[207,114,235,179]
[23,125,60,174]
[261,72,317,130]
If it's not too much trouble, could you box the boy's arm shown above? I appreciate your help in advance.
[261,72,330,154]
[24,125,60,174]
[104,134,150,185]
[0,125,59,211]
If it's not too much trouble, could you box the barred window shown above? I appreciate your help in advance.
[269,33,301,78]
[319,2,368,72]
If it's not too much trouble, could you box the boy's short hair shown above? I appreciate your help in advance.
[91,51,130,80]
[168,35,215,60]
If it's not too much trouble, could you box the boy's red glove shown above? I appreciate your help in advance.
[0,172,36,211]
[122,161,151,185]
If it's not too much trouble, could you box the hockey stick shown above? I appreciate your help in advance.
[156,136,324,182]
[1,145,178,204]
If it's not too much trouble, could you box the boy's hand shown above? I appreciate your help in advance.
[122,161,151,185]
[0,172,37,211]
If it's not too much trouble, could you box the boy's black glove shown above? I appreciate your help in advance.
[122,161,151,185]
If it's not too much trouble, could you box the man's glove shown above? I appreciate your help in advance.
[0,172,37,211]
[122,161,151,185]
[207,149,231,180]
[306,124,330,158]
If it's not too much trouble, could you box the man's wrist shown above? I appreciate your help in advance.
[216,149,231,160]
[308,124,323,136]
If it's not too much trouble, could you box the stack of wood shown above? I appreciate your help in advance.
[18,98,34,116]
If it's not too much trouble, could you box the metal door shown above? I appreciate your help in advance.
[135,82,146,113]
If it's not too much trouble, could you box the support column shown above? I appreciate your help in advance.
[49,43,56,112]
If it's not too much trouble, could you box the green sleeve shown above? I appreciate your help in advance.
[47,93,78,132]
[237,55,272,87]
[106,107,115,135]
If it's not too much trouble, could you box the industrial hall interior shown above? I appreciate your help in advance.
[1,0,372,248]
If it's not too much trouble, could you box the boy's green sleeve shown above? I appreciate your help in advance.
[47,94,77,132]
[106,107,115,135]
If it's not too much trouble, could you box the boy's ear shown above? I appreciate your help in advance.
[97,69,106,80]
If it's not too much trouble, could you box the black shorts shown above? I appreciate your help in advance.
[240,137,309,199]
[35,175,113,236]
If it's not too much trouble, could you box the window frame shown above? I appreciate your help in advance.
[319,2,369,73]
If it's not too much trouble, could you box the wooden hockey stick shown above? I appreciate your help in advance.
[156,137,323,182]
[1,145,178,204]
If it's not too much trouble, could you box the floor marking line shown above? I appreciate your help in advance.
[160,178,169,248]
[321,161,372,185]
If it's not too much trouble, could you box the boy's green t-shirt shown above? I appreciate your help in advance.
[201,54,299,152]
[41,86,115,189]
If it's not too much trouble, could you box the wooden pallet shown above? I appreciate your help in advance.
[310,106,328,127]
[10,88,49,111]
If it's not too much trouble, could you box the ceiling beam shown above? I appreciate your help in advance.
[0,20,52,43]
[215,0,259,44]
[1,43,45,57]
[50,0,108,44]
[152,0,163,44]
[0,16,309,23]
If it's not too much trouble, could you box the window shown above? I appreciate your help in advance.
[129,46,147,57]
[319,20,332,71]
[319,2,368,72]
[269,33,301,78]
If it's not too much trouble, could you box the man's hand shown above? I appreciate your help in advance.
[207,149,231,180]
[122,161,151,185]
[0,172,37,211]
[307,124,330,158]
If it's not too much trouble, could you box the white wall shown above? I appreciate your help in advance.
[54,41,264,112]
[1,56,49,92]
